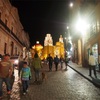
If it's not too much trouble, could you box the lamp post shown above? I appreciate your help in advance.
[75,16,89,66]
[69,2,73,8]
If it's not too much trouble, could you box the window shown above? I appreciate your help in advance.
[0,12,1,19]
[15,47,17,55]
[97,21,100,33]
[4,43,7,54]
[5,19,7,26]
[11,26,13,32]
[10,41,14,56]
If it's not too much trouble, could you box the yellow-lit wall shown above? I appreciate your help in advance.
[54,42,64,58]
[31,41,65,59]
[43,46,54,58]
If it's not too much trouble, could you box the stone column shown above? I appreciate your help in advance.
[77,39,82,65]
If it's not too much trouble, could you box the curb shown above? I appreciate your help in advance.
[68,64,100,88]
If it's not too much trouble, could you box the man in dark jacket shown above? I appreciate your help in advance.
[47,54,53,71]
[54,55,59,71]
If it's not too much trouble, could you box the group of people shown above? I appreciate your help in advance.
[0,51,98,99]
[46,54,69,71]
[0,52,44,98]
[46,52,98,78]
[0,54,32,98]
[18,53,43,95]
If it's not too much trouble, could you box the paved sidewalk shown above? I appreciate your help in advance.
[1,62,100,100]
[68,61,100,87]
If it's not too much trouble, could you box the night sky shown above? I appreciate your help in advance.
[10,0,70,47]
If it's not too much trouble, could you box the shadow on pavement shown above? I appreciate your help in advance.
[91,77,100,88]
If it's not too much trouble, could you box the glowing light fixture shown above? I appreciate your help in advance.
[75,17,89,35]
[69,2,73,8]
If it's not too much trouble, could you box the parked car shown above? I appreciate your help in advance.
[10,56,19,67]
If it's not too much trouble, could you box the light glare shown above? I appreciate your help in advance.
[76,18,89,35]
[70,2,73,7]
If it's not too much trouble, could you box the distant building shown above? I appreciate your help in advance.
[32,41,43,58]
[44,34,53,46]
[31,34,65,60]
[43,34,64,59]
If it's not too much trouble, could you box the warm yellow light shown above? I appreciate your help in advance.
[36,41,39,44]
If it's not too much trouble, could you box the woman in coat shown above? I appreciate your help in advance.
[32,53,42,82]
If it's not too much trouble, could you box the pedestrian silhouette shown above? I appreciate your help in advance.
[65,55,69,70]
[0,54,13,99]
[60,56,64,69]
[32,53,42,82]
[88,52,97,78]
[54,55,59,71]
[47,54,53,71]
[20,61,31,95]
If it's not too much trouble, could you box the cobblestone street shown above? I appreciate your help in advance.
[2,62,100,100]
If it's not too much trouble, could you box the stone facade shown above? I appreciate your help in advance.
[69,0,100,67]
[0,0,30,56]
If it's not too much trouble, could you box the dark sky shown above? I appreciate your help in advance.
[10,0,70,47]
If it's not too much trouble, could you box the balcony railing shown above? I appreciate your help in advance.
[0,19,25,46]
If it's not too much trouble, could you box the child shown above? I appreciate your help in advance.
[20,61,31,95]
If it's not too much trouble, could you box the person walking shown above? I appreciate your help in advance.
[54,55,59,71]
[18,55,24,78]
[64,55,69,70]
[60,56,64,69]
[0,54,13,99]
[20,61,31,95]
[47,54,53,71]
[89,52,97,78]
[32,53,42,82]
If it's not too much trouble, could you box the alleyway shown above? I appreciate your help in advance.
[2,62,100,100]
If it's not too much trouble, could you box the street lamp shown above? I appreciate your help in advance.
[74,16,90,65]
[67,26,69,30]
[69,2,73,8]
[75,17,89,36]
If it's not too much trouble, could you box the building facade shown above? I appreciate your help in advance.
[31,34,65,60]
[0,0,30,57]
[43,34,64,59]
[69,0,100,68]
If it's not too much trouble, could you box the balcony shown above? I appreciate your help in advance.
[0,19,24,46]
